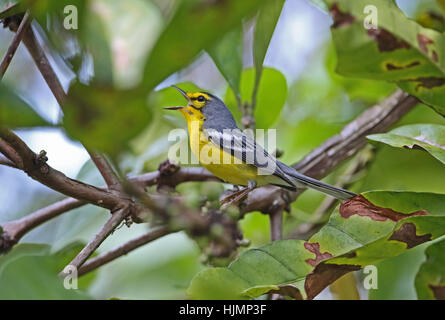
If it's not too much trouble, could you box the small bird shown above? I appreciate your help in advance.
[165,86,356,205]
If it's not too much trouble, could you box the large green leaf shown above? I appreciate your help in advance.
[188,191,445,299]
[252,0,284,101]
[323,0,445,116]
[0,2,23,19]
[0,84,50,128]
[367,124,445,165]
[62,82,151,154]
[0,243,92,299]
[207,26,243,100]
[415,238,445,300]
[225,67,287,128]
[142,0,268,91]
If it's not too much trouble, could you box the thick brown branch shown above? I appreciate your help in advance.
[0,128,125,211]
[0,11,31,78]
[77,226,170,276]
[0,198,85,253]
[0,166,218,252]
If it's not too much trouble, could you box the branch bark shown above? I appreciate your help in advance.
[77,226,170,276]
[0,11,31,78]
[59,205,131,277]
[0,154,16,168]
[0,198,85,253]
[0,128,125,211]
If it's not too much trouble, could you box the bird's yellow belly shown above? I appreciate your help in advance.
[190,137,268,187]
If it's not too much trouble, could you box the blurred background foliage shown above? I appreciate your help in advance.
[0,0,444,300]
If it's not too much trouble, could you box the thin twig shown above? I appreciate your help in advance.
[0,198,85,253]
[59,206,131,277]
[21,25,66,105]
[77,226,170,276]
[0,11,31,78]
[88,151,123,192]
[0,154,16,168]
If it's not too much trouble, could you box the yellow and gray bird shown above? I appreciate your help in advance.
[165,86,356,204]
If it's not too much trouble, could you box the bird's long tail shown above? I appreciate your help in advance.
[279,163,357,200]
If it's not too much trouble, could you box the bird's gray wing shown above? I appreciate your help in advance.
[203,128,296,188]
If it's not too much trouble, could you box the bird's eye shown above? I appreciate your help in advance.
[197,95,206,102]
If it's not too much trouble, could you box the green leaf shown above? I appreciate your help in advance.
[367,124,445,165]
[81,2,113,85]
[0,84,50,128]
[253,0,284,102]
[415,238,445,299]
[225,67,287,128]
[0,243,91,299]
[188,191,445,299]
[207,26,243,100]
[0,2,24,20]
[142,0,268,91]
[323,0,445,116]
[62,82,151,155]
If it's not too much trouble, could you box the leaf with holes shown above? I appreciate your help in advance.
[367,124,445,165]
[323,0,445,116]
[188,191,445,299]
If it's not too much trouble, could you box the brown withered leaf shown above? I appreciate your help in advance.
[305,263,361,300]
[367,28,411,52]
[429,284,445,300]
[339,195,428,222]
[329,3,355,28]
[389,222,432,249]
[304,242,333,267]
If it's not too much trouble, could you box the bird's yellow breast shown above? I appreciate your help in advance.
[180,106,267,187]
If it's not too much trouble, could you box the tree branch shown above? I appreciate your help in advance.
[0,198,85,253]
[21,23,66,105]
[0,154,16,168]
[59,205,131,277]
[0,164,218,252]
[88,151,123,192]
[0,11,31,78]
[0,128,125,211]
[269,209,283,242]
[77,226,170,276]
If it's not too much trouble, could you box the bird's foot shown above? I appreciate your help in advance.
[220,181,257,208]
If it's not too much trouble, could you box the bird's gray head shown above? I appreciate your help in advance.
[165,86,238,131]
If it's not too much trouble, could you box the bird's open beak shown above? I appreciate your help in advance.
[163,85,190,111]
[163,106,184,110]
